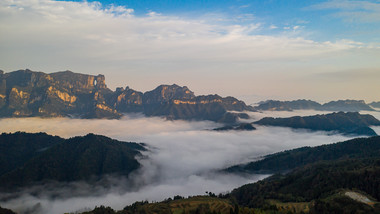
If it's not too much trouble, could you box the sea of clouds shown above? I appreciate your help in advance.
[1,110,378,213]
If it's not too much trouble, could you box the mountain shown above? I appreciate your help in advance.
[0,132,145,190]
[254,99,322,111]
[0,132,64,176]
[0,69,253,123]
[141,84,253,123]
[213,123,256,131]
[254,99,375,112]
[230,157,380,213]
[0,69,119,119]
[370,101,380,109]
[254,111,380,136]
[227,136,380,174]
[228,136,380,213]
[322,100,375,112]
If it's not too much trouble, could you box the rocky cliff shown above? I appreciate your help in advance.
[0,69,253,123]
[0,69,119,118]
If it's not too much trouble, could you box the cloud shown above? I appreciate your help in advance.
[309,0,380,23]
[0,113,356,213]
[0,0,379,101]
[269,24,278,29]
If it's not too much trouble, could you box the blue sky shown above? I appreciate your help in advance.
[1,0,380,102]
[62,0,380,43]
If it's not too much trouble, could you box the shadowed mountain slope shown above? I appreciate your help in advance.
[0,132,145,190]
[254,111,380,136]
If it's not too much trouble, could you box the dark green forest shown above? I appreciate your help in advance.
[0,132,145,190]
[254,111,380,136]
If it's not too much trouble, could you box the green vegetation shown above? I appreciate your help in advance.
[254,111,380,136]
[79,196,258,214]
[0,132,63,175]
[213,123,256,131]
[228,136,380,173]
[230,158,380,212]
[0,132,145,190]
[0,206,16,214]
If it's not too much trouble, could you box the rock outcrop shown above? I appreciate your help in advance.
[0,69,253,122]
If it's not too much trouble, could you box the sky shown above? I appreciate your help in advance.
[0,0,380,103]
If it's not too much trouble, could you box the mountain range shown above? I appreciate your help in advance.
[0,69,253,123]
[254,99,377,112]
[254,111,380,136]
[214,112,380,136]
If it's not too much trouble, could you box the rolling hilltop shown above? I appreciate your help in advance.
[0,132,145,190]
[0,69,253,123]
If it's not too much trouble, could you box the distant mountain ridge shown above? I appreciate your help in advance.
[0,69,253,123]
[370,101,380,109]
[254,111,380,136]
[254,99,376,112]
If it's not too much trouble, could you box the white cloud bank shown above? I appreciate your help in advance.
[0,114,354,214]
[0,0,379,102]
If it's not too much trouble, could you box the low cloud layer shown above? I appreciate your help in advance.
[0,112,356,213]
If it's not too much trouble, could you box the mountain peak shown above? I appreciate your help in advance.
[0,69,252,123]
[144,84,195,104]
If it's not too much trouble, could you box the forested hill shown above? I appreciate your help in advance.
[0,69,253,123]
[228,136,380,213]
[0,132,145,190]
[254,111,380,136]
[227,136,380,174]
[230,158,380,213]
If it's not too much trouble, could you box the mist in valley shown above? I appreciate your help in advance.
[1,110,378,213]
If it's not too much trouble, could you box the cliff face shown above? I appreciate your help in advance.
[0,69,120,119]
[49,71,107,92]
[0,69,253,122]
[142,85,253,123]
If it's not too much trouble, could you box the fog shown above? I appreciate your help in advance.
[0,111,373,213]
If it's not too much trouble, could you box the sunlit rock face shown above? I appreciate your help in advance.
[0,69,119,118]
[0,69,253,122]
[111,86,144,112]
